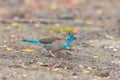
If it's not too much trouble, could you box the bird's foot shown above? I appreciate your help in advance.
[49,51,57,58]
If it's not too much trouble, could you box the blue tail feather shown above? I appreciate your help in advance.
[23,39,43,44]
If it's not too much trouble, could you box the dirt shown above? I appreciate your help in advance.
[0,0,120,80]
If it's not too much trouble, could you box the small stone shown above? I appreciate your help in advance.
[73,76,78,79]
[113,48,118,51]
[21,74,27,78]
[96,70,110,77]
[10,35,16,38]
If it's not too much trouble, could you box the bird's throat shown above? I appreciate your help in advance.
[61,40,73,49]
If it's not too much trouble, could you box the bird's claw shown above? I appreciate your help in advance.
[49,51,57,58]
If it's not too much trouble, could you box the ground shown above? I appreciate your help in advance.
[0,0,120,80]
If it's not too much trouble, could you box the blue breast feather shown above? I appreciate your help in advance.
[61,40,73,49]
[61,43,69,49]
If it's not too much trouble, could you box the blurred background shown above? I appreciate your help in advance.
[0,1,120,80]
[0,0,119,37]
[0,0,119,20]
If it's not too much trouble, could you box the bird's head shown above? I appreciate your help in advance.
[66,33,76,42]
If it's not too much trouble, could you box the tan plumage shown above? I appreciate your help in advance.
[39,37,62,44]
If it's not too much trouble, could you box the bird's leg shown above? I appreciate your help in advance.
[40,46,49,55]
[49,51,57,58]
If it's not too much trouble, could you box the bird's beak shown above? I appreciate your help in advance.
[74,37,77,39]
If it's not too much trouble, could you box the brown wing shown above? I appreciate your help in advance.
[39,37,61,44]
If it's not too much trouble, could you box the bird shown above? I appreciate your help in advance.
[23,33,76,57]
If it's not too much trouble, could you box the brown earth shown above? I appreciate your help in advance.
[0,0,120,80]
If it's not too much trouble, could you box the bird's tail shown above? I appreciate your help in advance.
[23,39,43,44]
